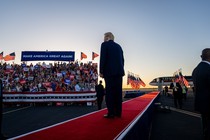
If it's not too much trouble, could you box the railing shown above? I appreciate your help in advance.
[3,91,96,103]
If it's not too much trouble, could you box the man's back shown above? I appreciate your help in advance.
[192,61,210,113]
[96,84,104,97]
[192,48,210,140]
[100,40,124,78]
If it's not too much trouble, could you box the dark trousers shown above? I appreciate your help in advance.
[97,97,103,110]
[201,114,210,140]
[104,76,123,116]
[182,93,187,101]
[173,92,182,109]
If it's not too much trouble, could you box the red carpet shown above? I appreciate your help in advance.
[13,91,159,140]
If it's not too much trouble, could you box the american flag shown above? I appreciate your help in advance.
[127,72,146,89]
[4,52,15,61]
[178,69,189,86]
[0,51,3,60]
[138,77,146,87]
[92,52,99,60]
[81,52,87,60]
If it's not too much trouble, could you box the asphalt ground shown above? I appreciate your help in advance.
[1,90,205,140]
[2,103,100,139]
[150,90,204,140]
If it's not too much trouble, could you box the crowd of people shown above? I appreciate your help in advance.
[0,61,98,92]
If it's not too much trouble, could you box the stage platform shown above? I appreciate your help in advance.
[124,90,145,98]
[9,91,160,140]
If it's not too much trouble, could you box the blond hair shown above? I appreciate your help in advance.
[104,32,114,41]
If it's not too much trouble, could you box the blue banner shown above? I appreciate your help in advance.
[21,51,75,61]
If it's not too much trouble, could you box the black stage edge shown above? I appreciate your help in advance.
[117,92,160,140]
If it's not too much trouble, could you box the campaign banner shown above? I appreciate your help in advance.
[21,51,75,61]
[3,92,96,103]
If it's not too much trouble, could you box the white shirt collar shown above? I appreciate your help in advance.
[202,60,210,65]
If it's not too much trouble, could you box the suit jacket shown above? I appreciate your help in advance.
[170,82,182,97]
[192,61,210,114]
[95,84,105,98]
[99,40,125,78]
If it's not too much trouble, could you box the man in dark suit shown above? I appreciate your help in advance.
[95,80,105,110]
[192,48,210,140]
[170,78,183,109]
[99,32,125,118]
